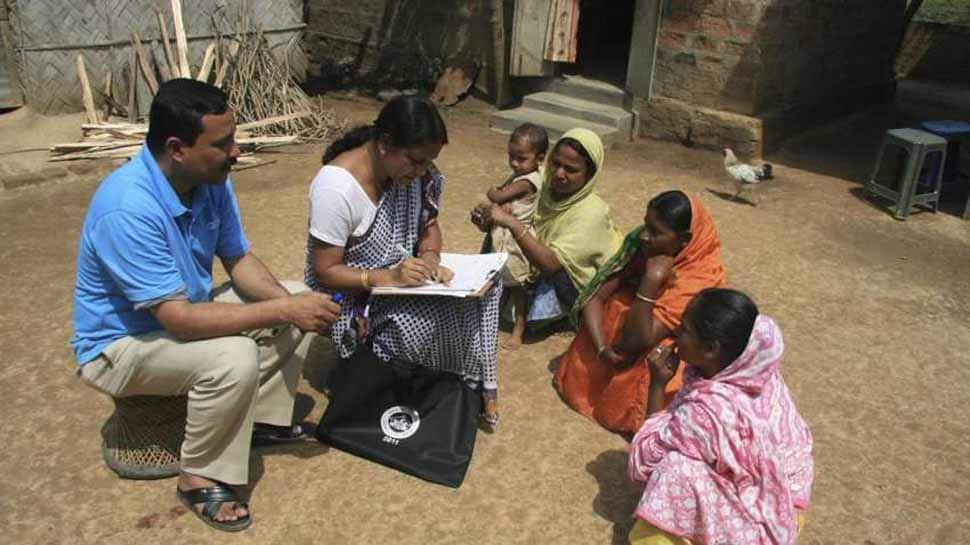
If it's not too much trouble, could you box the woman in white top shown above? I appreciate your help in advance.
[304,95,502,427]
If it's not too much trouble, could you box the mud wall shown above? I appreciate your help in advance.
[304,0,493,92]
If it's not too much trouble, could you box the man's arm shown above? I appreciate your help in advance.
[151,291,339,341]
[220,251,290,302]
[150,252,340,342]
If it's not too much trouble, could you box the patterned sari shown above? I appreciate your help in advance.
[628,316,814,545]
[305,167,502,393]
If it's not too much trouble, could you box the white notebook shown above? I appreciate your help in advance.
[370,252,508,298]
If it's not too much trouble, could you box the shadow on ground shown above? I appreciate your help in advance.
[588,449,642,545]
[770,79,970,219]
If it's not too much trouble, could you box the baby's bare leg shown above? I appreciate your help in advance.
[502,286,527,350]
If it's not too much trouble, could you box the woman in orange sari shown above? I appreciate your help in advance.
[553,190,726,434]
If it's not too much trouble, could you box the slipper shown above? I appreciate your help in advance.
[252,422,310,446]
[176,483,251,532]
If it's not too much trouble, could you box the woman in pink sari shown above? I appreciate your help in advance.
[628,288,814,545]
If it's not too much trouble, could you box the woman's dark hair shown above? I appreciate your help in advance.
[647,190,692,233]
[554,137,597,178]
[146,78,229,155]
[685,288,759,365]
[322,94,448,164]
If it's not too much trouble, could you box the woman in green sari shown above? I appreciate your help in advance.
[472,128,623,330]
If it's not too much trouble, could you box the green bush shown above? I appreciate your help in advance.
[915,0,970,27]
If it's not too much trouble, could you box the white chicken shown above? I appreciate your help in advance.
[723,148,773,204]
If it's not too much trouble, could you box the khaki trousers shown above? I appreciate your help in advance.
[79,281,311,485]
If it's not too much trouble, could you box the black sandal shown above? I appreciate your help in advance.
[176,483,252,532]
[252,422,310,446]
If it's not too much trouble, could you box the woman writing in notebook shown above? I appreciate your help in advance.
[304,95,502,427]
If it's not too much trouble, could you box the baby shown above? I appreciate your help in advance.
[478,123,548,349]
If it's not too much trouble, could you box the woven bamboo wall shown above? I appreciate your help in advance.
[10,0,305,113]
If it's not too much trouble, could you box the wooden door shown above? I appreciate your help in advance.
[626,0,663,98]
[510,0,554,76]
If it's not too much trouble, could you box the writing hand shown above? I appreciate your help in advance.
[393,257,434,286]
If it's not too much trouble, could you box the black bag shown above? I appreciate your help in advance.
[315,346,482,488]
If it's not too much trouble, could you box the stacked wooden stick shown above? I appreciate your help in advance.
[54,0,347,168]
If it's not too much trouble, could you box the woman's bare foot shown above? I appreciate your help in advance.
[178,473,248,522]
[500,333,524,350]
[502,313,527,350]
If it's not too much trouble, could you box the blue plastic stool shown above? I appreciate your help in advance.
[865,128,948,219]
[920,120,970,218]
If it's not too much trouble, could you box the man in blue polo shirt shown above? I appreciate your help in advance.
[71,79,339,532]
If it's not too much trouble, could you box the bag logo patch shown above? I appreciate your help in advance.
[380,406,421,443]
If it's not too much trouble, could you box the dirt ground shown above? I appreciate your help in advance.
[1,89,969,545]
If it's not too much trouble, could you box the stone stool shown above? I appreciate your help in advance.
[866,128,948,219]
[101,395,186,479]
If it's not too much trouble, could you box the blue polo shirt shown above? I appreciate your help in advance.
[71,146,250,365]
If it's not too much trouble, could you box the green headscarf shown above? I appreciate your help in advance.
[569,225,645,326]
[534,128,623,291]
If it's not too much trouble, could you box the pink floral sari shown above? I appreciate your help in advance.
[628,315,814,545]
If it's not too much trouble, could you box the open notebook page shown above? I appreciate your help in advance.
[370,252,508,298]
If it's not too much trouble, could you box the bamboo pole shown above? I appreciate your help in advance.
[489,0,511,107]
[76,54,100,124]
[236,111,312,131]
[131,33,159,95]
[232,158,277,172]
[51,141,141,152]
[156,9,178,79]
[153,40,171,82]
[214,41,239,88]
[196,42,217,82]
[49,145,142,161]
[82,122,146,132]
[102,70,113,119]
[127,46,137,122]
[171,0,191,78]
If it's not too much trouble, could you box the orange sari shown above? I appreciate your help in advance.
[553,196,726,433]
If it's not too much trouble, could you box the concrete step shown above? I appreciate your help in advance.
[522,91,634,136]
[489,107,621,147]
[547,75,632,109]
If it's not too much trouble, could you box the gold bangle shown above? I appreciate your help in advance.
[360,269,370,289]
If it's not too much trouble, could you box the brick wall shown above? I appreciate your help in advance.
[652,0,766,117]
[644,0,905,154]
